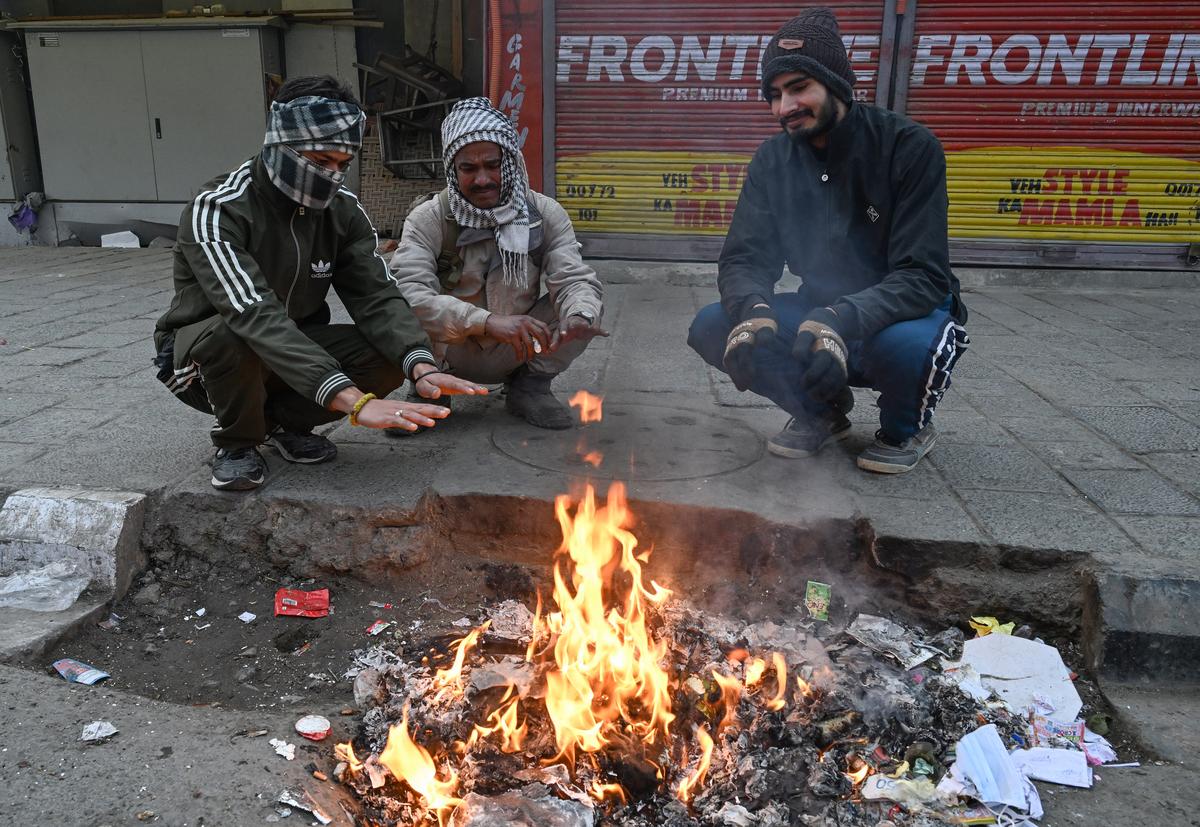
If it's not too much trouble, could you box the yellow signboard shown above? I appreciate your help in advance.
[558,147,1200,243]
[557,151,747,236]
[947,147,1200,242]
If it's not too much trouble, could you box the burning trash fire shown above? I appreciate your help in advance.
[334,481,815,823]
[331,391,1097,825]
[378,707,463,824]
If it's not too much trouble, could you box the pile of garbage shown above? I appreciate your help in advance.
[335,600,1123,827]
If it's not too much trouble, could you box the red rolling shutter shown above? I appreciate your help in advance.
[550,0,889,259]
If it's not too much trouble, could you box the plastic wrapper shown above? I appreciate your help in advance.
[968,616,1015,637]
[804,581,831,621]
[365,619,392,636]
[53,658,109,685]
[275,588,330,618]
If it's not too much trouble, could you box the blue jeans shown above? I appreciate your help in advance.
[687,294,968,441]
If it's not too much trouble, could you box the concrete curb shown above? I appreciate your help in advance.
[0,487,145,662]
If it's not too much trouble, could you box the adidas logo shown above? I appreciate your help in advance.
[310,260,332,278]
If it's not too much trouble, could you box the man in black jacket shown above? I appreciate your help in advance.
[687,7,968,473]
[155,76,486,490]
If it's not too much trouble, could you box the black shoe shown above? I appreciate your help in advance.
[767,414,852,458]
[265,427,338,464]
[505,370,573,430]
[211,447,267,490]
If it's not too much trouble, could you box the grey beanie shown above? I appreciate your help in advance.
[760,7,856,105]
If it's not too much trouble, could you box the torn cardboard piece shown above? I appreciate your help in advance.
[951,634,1082,723]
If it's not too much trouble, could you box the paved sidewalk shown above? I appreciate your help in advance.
[0,248,1198,666]
[1,248,1196,566]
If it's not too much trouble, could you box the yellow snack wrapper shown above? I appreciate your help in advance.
[969,616,1015,637]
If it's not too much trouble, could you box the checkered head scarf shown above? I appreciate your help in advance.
[262,96,366,210]
[441,97,531,288]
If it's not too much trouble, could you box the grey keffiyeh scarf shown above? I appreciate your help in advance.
[262,96,366,210]
[441,97,531,288]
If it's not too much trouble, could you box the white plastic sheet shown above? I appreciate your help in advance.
[0,561,89,612]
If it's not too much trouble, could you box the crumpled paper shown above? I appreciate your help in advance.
[80,721,118,742]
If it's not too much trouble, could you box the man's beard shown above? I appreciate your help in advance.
[783,95,838,144]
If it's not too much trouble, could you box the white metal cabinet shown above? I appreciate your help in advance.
[21,18,282,203]
[26,29,157,201]
[142,28,276,200]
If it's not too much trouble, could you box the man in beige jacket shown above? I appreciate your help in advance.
[390,98,605,429]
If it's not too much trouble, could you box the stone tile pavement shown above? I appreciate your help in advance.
[0,247,1197,572]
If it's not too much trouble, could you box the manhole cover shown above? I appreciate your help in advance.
[490,401,763,481]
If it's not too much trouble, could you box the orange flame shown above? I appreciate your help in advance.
[590,781,629,804]
[711,670,743,732]
[744,657,767,687]
[765,652,788,711]
[468,686,528,754]
[569,390,604,423]
[846,760,871,786]
[334,741,365,774]
[378,707,463,825]
[675,725,715,803]
[796,674,813,697]
[581,451,604,467]
[433,621,489,701]
[525,592,543,663]
[543,483,674,765]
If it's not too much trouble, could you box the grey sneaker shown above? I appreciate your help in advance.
[265,427,337,464]
[211,447,267,490]
[767,414,852,458]
[857,423,938,474]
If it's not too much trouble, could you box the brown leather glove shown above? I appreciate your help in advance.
[723,304,778,392]
[790,307,848,402]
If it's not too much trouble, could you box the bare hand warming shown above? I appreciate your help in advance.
[411,364,489,400]
[484,314,551,362]
[331,387,451,431]
[549,314,609,352]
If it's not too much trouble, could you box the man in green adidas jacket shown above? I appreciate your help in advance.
[390,98,605,430]
[154,76,485,490]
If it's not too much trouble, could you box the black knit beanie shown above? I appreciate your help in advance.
[760,7,856,105]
